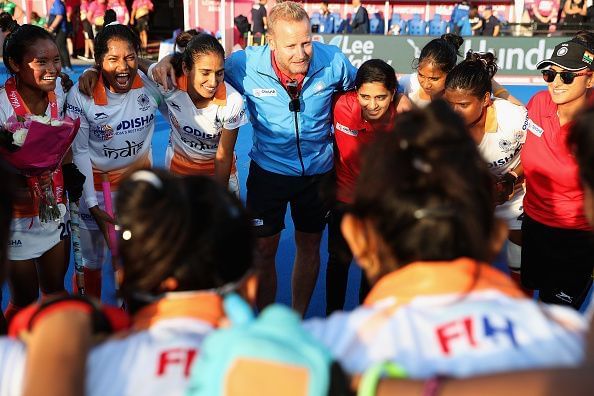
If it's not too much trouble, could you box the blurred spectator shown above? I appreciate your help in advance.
[0,0,22,22]
[64,0,80,63]
[350,0,369,33]
[531,0,559,34]
[320,1,335,33]
[103,8,116,25]
[481,6,500,36]
[131,0,153,53]
[80,0,93,60]
[456,13,472,35]
[47,0,73,72]
[87,0,108,34]
[562,0,587,24]
[30,11,46,27]
[0,11,16,33]
[469,5,483,35]
[251,0,267,35]
[108,0,129,25]
[450,0,470,34]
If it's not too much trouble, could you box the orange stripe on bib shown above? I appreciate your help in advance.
[169,150,236,177]
[92,154,151,191]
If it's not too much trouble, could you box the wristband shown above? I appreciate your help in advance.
[357,362,407,396]
[509,170,519,181]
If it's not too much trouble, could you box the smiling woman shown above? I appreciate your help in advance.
[520,38,594,309]
[0,24,74,324]
[66,23,163,299]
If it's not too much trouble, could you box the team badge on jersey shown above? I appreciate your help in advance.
[499,139,515,153]
[92,124,114,141]
[137,93,151,111]
[253,88,277,97]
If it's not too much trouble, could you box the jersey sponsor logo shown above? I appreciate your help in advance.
[94,112,109,120]
[335,122,358,136]
[137,93,151,111]
[436,314,519,355]
[527,120,544,137]
[92,124,114,141]
[8,239,22,247]
[182,125,219,139]
[252,218,264,226]
[116,114,155,133]
[102,140,144,159]
[66,103,84,115]
[487,145,522,169]
[253,88,277,97]
[180,136,218,150]
[157,348,198,377]
[169,101,181,112]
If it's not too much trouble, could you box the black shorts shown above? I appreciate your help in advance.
[246,161,331,237]
[82,19,94,40]
[521,214,594,308]
[135,15,149,32]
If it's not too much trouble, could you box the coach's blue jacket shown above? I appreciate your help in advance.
[225,41,356,176]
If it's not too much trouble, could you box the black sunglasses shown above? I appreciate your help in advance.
[541,69,592,84]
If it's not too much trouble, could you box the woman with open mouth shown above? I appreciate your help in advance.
[67,23,162,299]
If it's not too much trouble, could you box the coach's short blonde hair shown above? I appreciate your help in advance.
[268,1,310,34]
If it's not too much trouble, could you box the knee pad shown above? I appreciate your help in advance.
[506,240,522,272]
[79,228,107,270]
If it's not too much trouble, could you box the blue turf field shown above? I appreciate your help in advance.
[0,65,548,317]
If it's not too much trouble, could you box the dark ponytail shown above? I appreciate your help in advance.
[171,32,224,78]
[353,100,494,274]
[445,51,498,99]
[415,33,464,73]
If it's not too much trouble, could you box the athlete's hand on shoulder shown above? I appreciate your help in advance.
[151,55,176,91]
[89,205,116,246]
[78,67,100,97]
[60,72,74,93]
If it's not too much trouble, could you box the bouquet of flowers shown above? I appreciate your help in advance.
[0,114,81,222]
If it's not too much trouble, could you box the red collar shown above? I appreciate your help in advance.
[270,51,305,91]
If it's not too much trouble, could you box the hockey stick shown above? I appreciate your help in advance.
[101,174,122,299]
[69,200,85,295]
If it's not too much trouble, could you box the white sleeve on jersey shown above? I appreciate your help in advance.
[221,87,248,131]
[67,85,98,208]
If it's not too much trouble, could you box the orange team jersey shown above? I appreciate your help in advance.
[304,257,586,377]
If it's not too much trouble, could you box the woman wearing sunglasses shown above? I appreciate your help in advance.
[520,38,594,309]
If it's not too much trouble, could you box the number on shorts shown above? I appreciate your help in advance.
[59,220,72,240]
